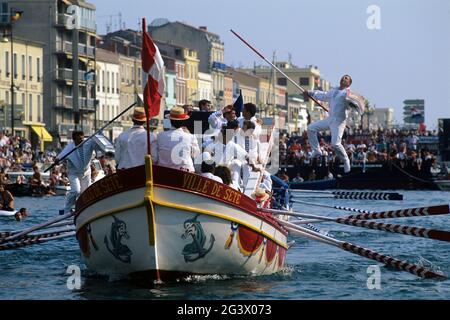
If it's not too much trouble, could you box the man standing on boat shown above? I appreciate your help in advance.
[55,130,101,214]
[306,75,353,174]
[237,103,262,139]
[154,106,200,173]
[115,107,156,169]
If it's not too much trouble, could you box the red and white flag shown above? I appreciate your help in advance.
[141,18,165,118]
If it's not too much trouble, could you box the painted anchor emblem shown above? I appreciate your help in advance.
[104,215,132,264]
[181,214,215,263]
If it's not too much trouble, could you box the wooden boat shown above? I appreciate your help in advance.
[74,124,288,280]
[74,161,288,279]
[434,179,450,191]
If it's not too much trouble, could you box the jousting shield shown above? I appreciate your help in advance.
[346,90,366,115]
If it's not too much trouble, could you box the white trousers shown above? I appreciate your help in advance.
[64,170,91,213]
[307,118,349,162]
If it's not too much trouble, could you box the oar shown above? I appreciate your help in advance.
[230,29,329,114]
[0,219,74,239]
[2,211,75,243]
[277,219,445,279]
[265,208,450,243]
[44,101,137,173]
[290,190,403,201]
[292,200,450,219]
[0,231,75,251]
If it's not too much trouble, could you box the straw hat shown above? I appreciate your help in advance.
[131,107,147,122]
[251,188,270,202]
[166,106,190,121]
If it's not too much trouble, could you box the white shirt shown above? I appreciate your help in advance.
[204,140,248,166]
[200,172,223,183]
[57,139,99,176]
[115,125,156,169]
[208,111,228,130]
[310,88,349,122]
[154,127,200,172]
[233,133,261,165]
[238,116,262,138]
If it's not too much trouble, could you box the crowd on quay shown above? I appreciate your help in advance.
[278,128,447,182]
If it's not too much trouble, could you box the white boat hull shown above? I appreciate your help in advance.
[75,165,288,279]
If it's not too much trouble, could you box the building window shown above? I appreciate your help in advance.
[37,57,41,82]
[138,68,141,86]
[277,78,287,86]
[102,71,105,92]
[21,54,25,80]
[5,51,9,77]
[28,94,32,121]
[37,95,42,122]
[28,56,33,81]
[13,53,17,79]
[299,77,309,86]
[116,74,119,93]
[107,71,110,93]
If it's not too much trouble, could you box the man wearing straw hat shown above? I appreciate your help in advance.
[306,75,353,174]
[115,107,156,170]
[154,106,200,172]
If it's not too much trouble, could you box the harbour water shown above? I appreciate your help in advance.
[1,190,449,300]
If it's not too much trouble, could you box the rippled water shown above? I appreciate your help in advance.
[1,191,449,300]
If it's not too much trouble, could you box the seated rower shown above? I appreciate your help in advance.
[154,106,200,173]
[115,107,157,170]
[205,121,247,188]
[0,185,14,211]
[214,165,240,191]
[199,152,223,183]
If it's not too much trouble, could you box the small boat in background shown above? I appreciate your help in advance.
[289,178,337,190]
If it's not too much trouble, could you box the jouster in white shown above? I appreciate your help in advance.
[307,75,353,173]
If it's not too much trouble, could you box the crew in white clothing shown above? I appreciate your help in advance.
[306,75,353,173]
[115,107,156,169]
[55,130,101,213]
[154,106,200,172]
[204,120,247,187]
[199,152,223,183]
[208,105,237,133]
[234,120,263,187]
[237,103,262,139]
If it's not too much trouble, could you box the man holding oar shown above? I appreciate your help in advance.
[55,130,101,214]
[306,75,353,174]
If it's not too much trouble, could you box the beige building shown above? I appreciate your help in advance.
[0,37,50,149]
[372,107,394,130]
[184,48,199,105]
[250,63,330,122]
[118,54,142,130]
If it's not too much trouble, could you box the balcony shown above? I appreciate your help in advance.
[211,61,227,72]
[54,68,89,83]
[55,41,73,54]
[54,96,95,111]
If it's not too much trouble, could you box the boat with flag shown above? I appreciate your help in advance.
[73,18,288,280]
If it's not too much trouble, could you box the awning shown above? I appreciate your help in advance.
[31,126,53,142]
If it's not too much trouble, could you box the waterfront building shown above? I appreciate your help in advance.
[95,48,120,140]
[249,62,330,122]
[1,0,97,142]
[198,72,213,104]
[149,20,226,109]
[0,36,49,149]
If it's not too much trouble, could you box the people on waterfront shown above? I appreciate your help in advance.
[306,74,353,174]
[115,107,156,169]
[55,130,101,214]
[0,185,14,211]
[154,106,200,172]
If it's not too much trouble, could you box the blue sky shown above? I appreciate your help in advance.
[92,0,450,129]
